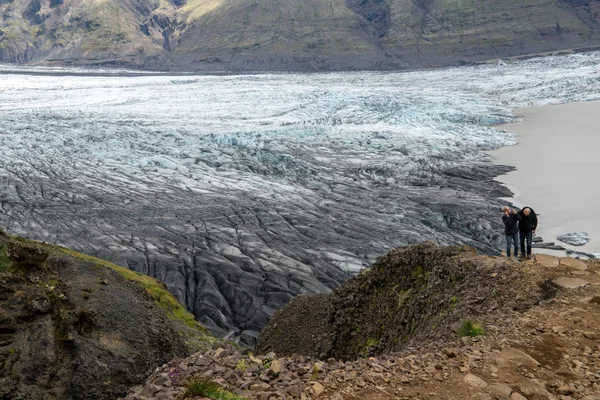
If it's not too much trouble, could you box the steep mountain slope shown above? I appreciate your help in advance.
[0,0,599,70]
[0,229,222,400]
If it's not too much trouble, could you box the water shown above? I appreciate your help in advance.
[1,53,599,342]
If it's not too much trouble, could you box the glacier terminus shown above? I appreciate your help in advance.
[1,53,599,344]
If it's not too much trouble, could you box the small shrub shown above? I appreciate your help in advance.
[235,359,247,371]
[450,295,458,309]
[310,364,320,380]
[185,378,246,400]
[413,265,424,278]
[458,320,485,337]
[262,356,272,369]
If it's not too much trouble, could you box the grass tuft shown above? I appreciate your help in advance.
[458,320,485,337]
[54,247,205,331]
[0,244,13,273]
[185,378,246,399]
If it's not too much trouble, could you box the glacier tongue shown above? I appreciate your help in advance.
[0,53,599,344]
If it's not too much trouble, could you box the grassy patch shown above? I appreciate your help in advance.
[360,337,380,357]
[0,244,13,273]
[458,320,485,337]
[55,247,205,331]
[185,379,246,400]
[413,265,424,278]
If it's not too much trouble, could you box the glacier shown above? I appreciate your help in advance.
[1,53,599,344]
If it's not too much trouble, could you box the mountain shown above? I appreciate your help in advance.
[1,0,599,71]
[0,229,223,400]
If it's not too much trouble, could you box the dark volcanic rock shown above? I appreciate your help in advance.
[257,242,546,360]
[0,231,217,400]
[532,242,566,251]
[566,249,600,259]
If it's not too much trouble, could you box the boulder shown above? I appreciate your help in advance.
[534,254,559,268]
[493,347,540,369]
[553,277,588,289]
[464,374,488,388]
[312,382,325,396]
[559,257,588,271]
[489,383,513,398]
[270,359,284,375]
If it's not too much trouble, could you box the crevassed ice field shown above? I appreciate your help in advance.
[1,53,599,344]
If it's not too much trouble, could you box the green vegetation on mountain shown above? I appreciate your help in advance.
[1,0,599,70]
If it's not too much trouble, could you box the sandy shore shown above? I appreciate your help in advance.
[489,100,600,255]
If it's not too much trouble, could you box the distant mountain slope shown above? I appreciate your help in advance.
[1,0,599,70]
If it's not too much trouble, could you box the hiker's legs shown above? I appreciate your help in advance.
[526,231,533,256]
[519,232,526,257]
[506,233,518,258]
[512,233,520,258]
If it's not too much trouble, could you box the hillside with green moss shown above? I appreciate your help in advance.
[0,0,599,70]
[0,229,223,400]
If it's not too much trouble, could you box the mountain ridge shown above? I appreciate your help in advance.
[1,0,600,71]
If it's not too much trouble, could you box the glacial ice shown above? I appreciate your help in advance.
[557,232,592,246]
[1,52,600,343]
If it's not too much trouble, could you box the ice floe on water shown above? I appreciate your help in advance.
[558,232,592,246]
[1,53,599,343]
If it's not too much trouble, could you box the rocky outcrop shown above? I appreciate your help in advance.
[0,230,221,400]
[125,250,600,400]
[256,243,550,360]
[1,0,600,71]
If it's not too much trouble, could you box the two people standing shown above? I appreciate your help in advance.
[502,206,538,259]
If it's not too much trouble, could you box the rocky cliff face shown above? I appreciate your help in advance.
[0,0,599,70]
[0,230,221,400]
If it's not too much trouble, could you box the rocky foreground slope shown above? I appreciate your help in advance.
[127,243,600,400]
[0,229,224,400]
[1,0,600,70]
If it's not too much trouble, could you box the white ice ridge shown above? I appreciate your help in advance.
[0,52,599,343]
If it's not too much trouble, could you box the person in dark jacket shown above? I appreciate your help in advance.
[502,206,521,258]
[517,206,538,259]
